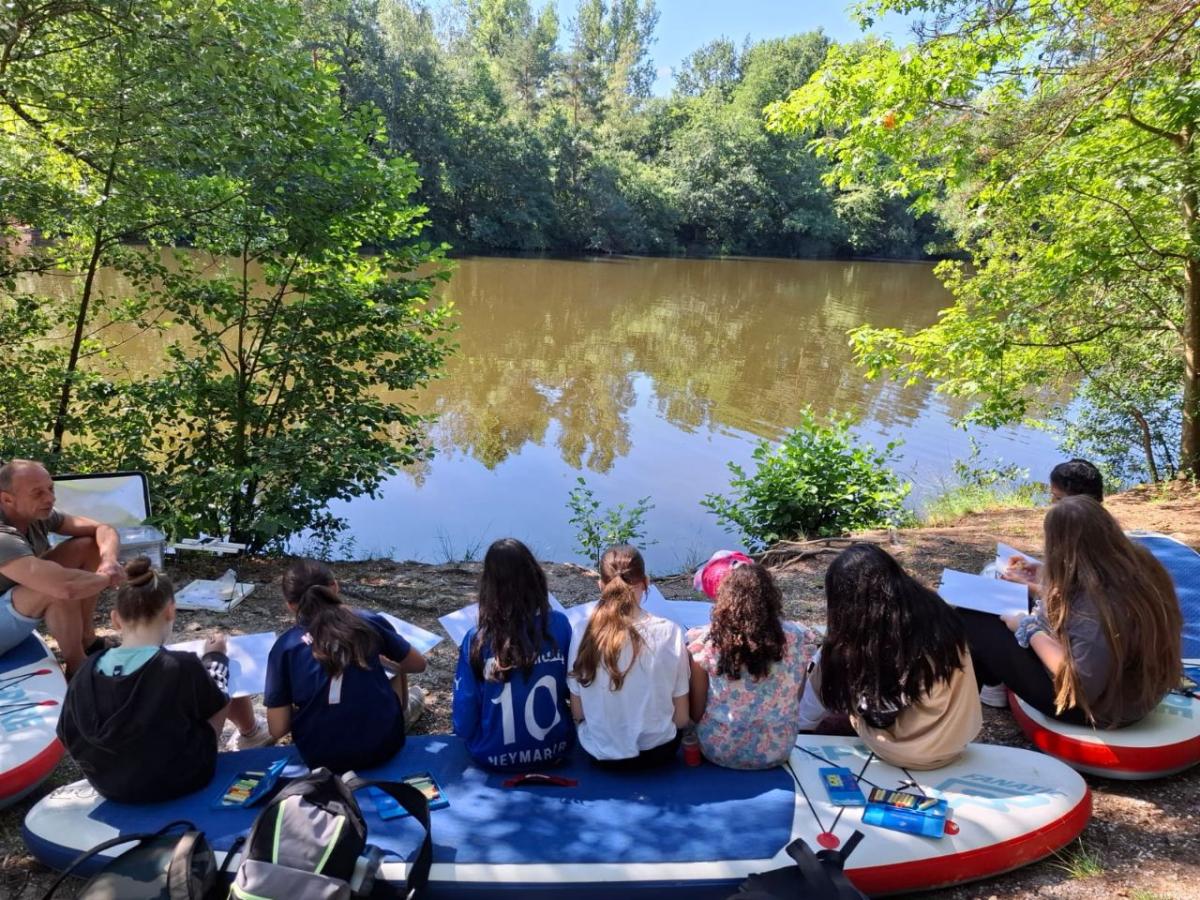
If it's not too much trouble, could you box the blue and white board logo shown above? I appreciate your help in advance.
[933,774,1064,812]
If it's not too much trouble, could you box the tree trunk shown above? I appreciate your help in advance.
[50,225,106,456]
[1181,126,1200,477]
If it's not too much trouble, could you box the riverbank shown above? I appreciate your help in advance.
[2,483,1197,898]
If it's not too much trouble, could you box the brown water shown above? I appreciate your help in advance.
[27,254,1060,568]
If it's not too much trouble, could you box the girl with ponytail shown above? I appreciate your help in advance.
[58,557,268,803]
[567,545,691,769]
[265,559,427,772]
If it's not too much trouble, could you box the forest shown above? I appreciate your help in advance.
[315,0,944,258]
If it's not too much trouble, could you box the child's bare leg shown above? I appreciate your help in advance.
[209,701,231,738]
[227,696,257,734]
[390,671,409,703]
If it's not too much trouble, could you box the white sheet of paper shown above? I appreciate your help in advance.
[995,542,1041,572]
[379,613,443,655]
[174,579,254,612]
[642,584,714,630]
[939,569,1030,617]
[167,631,276,698]
[438,593,567,646]
[562,600,598,631]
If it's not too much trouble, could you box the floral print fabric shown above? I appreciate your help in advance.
[687,620,822,769]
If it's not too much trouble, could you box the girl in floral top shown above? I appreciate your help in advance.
[687,563,821,769]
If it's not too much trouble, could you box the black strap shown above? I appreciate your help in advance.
[39,819,196,900]
[343,777,432,897]
[167,830,213,900]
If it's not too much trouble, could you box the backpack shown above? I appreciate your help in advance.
[230,768,432,900]
[728,832,867,900]
[40,819,234,900]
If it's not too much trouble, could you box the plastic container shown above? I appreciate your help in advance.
[681,730,702,766]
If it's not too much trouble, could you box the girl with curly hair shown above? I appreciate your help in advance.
[568,545,691,770]
[453,538,574,769]
[806,543,981,770]
[687,562,821,768]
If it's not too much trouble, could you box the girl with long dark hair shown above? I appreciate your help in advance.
[962,496,1181,727]
[264,559,426,772]
[452,539,574,769]
[805,543,981,769]
[568,545,691,770]
[687,563,821,768]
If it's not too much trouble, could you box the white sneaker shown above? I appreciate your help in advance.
[405,686,426,733]
[229,715,275,750]
[979,684,1009,709]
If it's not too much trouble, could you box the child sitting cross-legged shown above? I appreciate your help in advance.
[57,557,270,803]
[265,559,427,773]
[452,538,574,770]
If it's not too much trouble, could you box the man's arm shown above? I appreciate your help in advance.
[56,513,122,581]
[0,556,110,601]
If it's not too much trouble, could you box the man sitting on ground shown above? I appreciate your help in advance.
[0,459,123,674]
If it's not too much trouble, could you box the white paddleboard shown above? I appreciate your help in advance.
[0,634,66,808]
[23,735,1089,897]
[1010,692,1200,780]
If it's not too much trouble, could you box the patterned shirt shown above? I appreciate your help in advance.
[687,621,821,769]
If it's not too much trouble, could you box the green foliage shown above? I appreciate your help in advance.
[769,1,1200,476]
[921,444,1043,525]
[702,410,912,551]
[566,476,655,569]
[1051,839,1105,880]
[0,0,453,551]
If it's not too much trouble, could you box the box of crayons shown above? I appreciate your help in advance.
[861,787,949,839]
[213,757,289,809]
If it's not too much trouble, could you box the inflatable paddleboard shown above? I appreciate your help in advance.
[1,634,66,808]
[23,735,1088,897]
[1010,692,1200,780]
[1130,532,1200,664]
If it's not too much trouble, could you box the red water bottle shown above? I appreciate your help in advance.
[682,729,702,766]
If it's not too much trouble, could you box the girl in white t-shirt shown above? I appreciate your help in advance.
[568,545,690,769]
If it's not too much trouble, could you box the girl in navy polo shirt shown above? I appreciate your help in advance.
[452,539,574,770]
[265,559,427,773]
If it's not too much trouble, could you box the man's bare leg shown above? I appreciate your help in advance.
[12,586,86,674]
[43,537,103,651]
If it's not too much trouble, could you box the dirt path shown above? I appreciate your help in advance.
[3,484,1198,898]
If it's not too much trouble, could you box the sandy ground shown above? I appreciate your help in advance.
[2,483,1199,898]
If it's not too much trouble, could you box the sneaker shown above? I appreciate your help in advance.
[405,686,426,732]
[228,715,275,750]
[979,684,1009,709]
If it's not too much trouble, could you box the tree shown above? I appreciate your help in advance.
[675,38,743,100]
[769,1,1200,480]
[1,0,453,548]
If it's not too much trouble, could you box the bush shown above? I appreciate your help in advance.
[702,410,912,551]
[566,477,655,569]
[922,448,1043,525]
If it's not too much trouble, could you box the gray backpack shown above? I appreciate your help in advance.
[230,768,431,899]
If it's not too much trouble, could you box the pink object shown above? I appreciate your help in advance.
[681,731,702,767]
[694,550,754,600]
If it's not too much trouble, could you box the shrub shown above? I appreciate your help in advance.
[922,449,1044,525]
[566,477,655,569]
[702,410,912,551]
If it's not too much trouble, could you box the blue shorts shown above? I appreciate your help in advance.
[0,588,40,657]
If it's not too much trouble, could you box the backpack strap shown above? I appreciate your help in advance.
[39,819,196,900]
[343,777,432,897]
[166,829,214,900]
[783,831,867,900]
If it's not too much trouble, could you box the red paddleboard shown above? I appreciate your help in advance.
[1,634,66,808]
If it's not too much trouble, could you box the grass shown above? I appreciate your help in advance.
[1051,839,1105,880]
[920,481,1045,526]
[434,529,484,564]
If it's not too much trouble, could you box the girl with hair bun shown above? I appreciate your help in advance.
[567,545,691,769]
[57,557,267,803]
[265,559,427,772]
[687,563,821,769]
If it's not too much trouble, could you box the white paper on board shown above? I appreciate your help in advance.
[438,593,568,646]
[167,631,276,698]
[642,584,714,630]
[939,569,1030,618]
[562,600,598,631]
[379,613,443,655]
[995,542,1041,573]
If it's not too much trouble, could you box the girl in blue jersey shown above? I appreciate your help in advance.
[265,559,427,773]
[453,539,574,770]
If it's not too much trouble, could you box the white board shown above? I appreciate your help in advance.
[379,613,443,655]
[174,578,254,612]
[167,632,275,698]
[0,634,67,808]
[439,594,568,646]
[642,584,713,630]
[53,474,148,527]
[939,569,1029,617]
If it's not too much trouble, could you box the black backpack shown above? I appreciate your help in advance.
[40,819,234,900]
[728,832,868,900]
[229,768,432,900]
